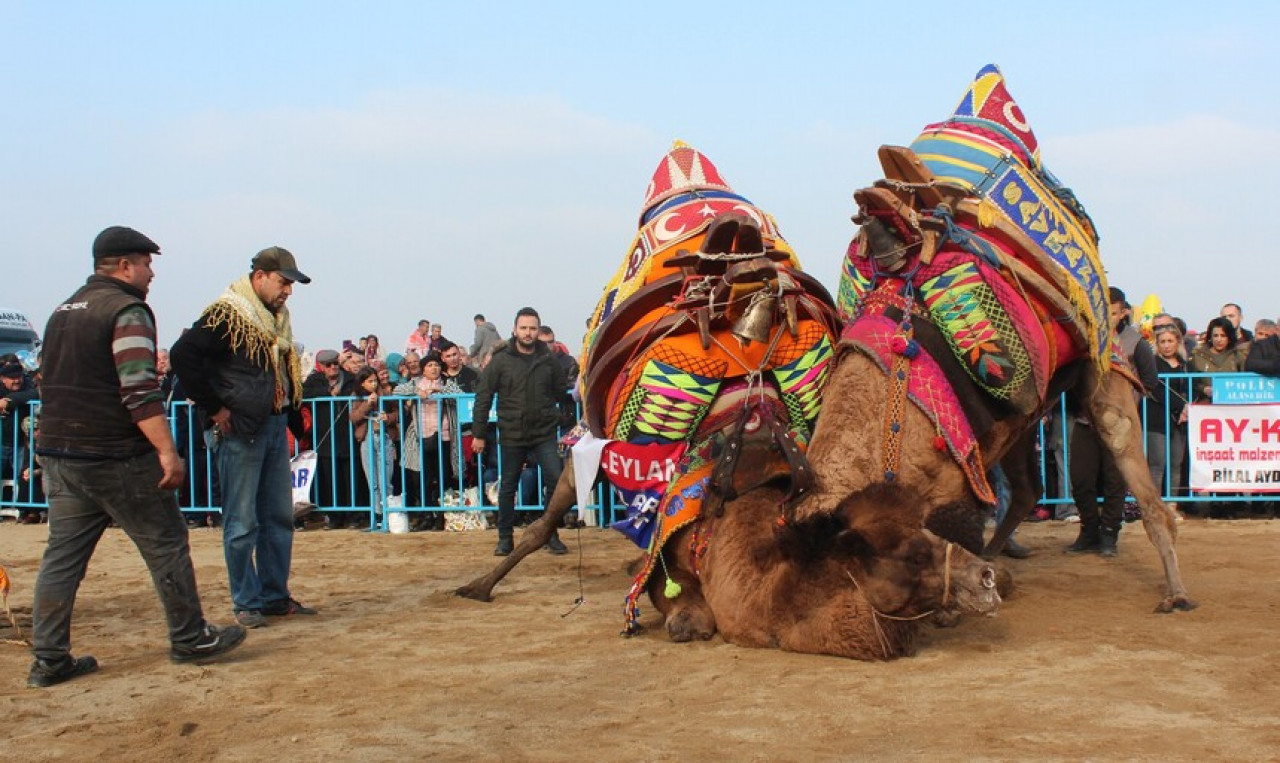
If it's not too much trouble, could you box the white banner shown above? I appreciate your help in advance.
[1187,404,1280,493]
[291,450,319,505]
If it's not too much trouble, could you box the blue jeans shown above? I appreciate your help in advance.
[33,453,206,661]
[495,439,562,535]
[216,413,295,613]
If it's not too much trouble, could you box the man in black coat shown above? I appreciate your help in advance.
[471,307,570,556]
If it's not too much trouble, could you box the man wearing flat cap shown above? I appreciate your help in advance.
[27,226,246,688]
[171,245,316,628]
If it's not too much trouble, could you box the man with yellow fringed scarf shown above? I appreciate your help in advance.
[171,247,315,629]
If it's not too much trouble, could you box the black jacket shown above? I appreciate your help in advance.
[171,316,299,438]
[471,340,569,446]
[1244,334,1280,377]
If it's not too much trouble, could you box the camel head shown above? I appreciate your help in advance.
[836,521,1000,619]
[778,483,1000,619]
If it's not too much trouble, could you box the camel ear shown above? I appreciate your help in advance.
[836,529,876,559]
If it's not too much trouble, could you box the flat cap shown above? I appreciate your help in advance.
[315,349,339,365]
[93,226,160,260]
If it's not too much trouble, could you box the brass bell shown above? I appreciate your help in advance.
[732,292,777,345]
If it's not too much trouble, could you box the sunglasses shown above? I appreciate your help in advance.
[1152,324,1178,334]
[320,361,339,367]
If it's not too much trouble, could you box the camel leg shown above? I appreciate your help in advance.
[455,466,579,602]
[1087,370,1197,613]
[983,429,1040,558]
[646,556,717,642]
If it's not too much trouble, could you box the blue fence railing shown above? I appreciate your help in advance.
[3,372,1278,525]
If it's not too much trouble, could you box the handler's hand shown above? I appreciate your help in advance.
[211,407,233,436]
[471,437,485,454]
[158,451,186,491]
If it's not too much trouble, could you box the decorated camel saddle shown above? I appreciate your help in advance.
[837,64,1136,502]
[572,142,840,632]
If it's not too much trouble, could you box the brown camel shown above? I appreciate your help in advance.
[456,430,1002,661]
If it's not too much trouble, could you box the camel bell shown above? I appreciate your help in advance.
[732,292,777,345]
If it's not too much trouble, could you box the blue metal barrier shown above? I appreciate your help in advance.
[5,373,1277,523]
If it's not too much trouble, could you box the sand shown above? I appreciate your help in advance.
[1,516,1278,761]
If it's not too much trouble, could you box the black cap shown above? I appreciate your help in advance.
[93,226,160,260]
[250,246,311,284]
[0,362,24,379]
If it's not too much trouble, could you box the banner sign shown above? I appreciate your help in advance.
[1188,404,1280,492]
[601,440,687,548]
[1211,375,1280,404]
[291,450,319,505]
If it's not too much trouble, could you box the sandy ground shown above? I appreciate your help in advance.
[1,515,1278,762]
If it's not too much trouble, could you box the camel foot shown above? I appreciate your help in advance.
[1154,595,1198,614]
[454,583,494,602]
[666,608,716,643]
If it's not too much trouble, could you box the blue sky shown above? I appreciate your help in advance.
[4,1,1278,355]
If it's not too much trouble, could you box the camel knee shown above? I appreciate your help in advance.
[666,601,717,642]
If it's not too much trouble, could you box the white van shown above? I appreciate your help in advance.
[0,309,40,359]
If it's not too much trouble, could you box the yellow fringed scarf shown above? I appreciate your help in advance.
[199,275,304,409]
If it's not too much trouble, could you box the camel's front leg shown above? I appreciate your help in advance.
[1090,372,1197,612]
[455,467,578,602]
[647,564,717,642]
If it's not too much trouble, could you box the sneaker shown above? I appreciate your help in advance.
[262,598,317,617]
[1062,514,1080,523]
[1029,507,1052,522]
[545,534,568,555]
[235,610,267,628]
[27,655,99,688]
[171,623,247,664]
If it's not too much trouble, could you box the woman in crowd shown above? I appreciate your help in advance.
[1189,317,1247,402]
[1188,316,1248,518]
[1149,319,1190,501]
[395,353,448,531]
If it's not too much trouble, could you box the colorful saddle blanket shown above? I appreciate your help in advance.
[577,141,840,633]
[837,64,1112,500]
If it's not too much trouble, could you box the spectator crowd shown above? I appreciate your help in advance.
[4,297,1279,531]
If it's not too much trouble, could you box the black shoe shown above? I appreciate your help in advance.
[261,598,317,617]
[27,655,99,688]
[494,536,514,556]
[171,623,247,664]
[1065,532,1101,554]
[1001,538,1032,559]
[1099,533,1118,558]
[545,533,568,555]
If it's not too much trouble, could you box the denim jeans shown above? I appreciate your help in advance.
[495,439,562,535]
[216,413,295,613]
[32,453,206,661]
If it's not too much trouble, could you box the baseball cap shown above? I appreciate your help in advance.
[251,246,311,284]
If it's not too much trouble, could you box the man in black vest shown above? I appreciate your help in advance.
[28,226,246,689]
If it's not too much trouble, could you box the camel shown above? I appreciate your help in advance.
[457,141,1004,659]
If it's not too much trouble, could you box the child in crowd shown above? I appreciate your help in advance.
[349,367,398,518]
